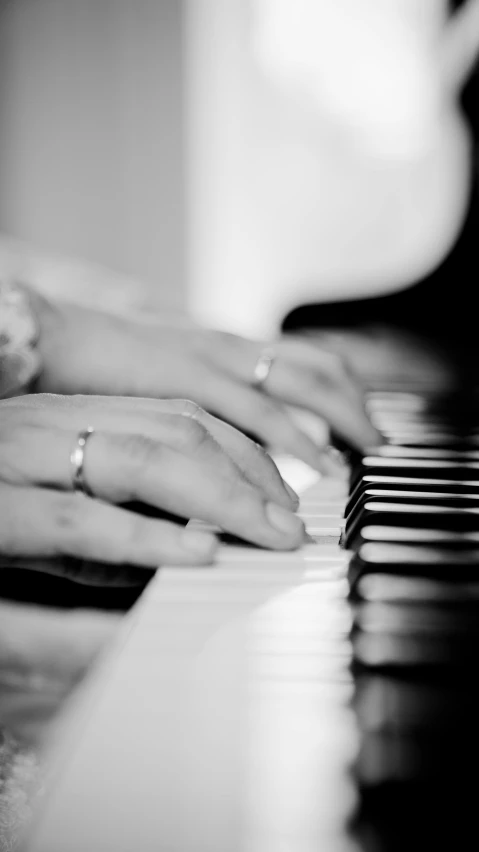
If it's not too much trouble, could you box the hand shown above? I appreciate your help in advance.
[0,394,304,570]
[33,295,382,469]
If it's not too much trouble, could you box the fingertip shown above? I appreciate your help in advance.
[318,447,350,479]
[361,430,388,454]
[325,445,349,467]
[181,528,218,560]
[265,502,305,546]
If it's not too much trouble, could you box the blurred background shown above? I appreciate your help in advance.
[0,0,474,333]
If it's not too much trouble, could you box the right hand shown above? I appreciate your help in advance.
[33,294,382,467]
[0,394,305,574]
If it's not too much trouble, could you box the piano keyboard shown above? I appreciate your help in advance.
[347,389,479,850]
[23,389,479,852]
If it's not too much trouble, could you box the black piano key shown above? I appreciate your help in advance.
[376,432,479,447]
[370,445,479,460]
[386,410,479,424]
[352,781,478,852]
[353,600,479,637]
[350,458,479,491]
[374,419,479,432]
[348,388,479,852]
[348,524,479,553]
[344,500,479,549]
[366,389,479,419]
[345,506,479,552]
[354,572,479,605]
[354,674,477,734]
[345,490,479,532]
[365,391,442,415]
[346,476,479,517]
[369,409,479,423]
[355,729,479,786]
[352,628,479,669]
[349,543,479,585]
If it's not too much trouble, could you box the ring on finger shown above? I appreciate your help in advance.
[252,347,276,390]
[71,426,95,496]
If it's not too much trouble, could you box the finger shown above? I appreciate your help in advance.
[132,398,299,509]
[2,427,305,550]
[187,405,300,509]
[191,369,328,471]
[216,336,381,451]
[83,431,305,550]
[200,334,382,452]
[0,484,218,569]
[288,338,374,414]
[9,395,298,509]
[97,396,300,509]
[268,360,381,452]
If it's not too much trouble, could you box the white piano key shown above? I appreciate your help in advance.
[23,464,358,852]
[213,543,347,562]
[299,506,345,517]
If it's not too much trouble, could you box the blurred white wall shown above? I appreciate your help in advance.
[0,0,185,311]
[0,1,475,332]
[185,0,472,337]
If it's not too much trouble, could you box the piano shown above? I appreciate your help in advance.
[15,9,479,846]
[17,360,479,851]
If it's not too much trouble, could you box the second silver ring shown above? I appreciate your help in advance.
[70,426,95,496]
[252,347,276,390]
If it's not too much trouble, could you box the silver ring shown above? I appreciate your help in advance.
[70,426,95,495]
[252,347,276,389]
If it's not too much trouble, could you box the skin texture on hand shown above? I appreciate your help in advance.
[0,394,305,569]
[31,293,382,469]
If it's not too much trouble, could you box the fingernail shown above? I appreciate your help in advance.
[364,444,387,456]
[282,480,300,509]
[181,528,217,555]
[325,445,349,466]
[265,502,304,536]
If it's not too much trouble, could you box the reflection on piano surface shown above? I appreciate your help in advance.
[20,337,479,850]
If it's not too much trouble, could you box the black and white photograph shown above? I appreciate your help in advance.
[1,1,478,850]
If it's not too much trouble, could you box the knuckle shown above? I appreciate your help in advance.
[175,414,210,451]
[251,439,274,469]
[123,512,150,552]
[106,433,163,498]
[301,363,345,396]
[52,493,83,532]
[228,484,262,525]
[35,392,66,407]
[0,421,43,482]
[254,396,293,440]
[285,339,349,388]
[250,394,278,426]
[217,478,245,511]
[0,422,18,466]
[181,399,202,420]
[322,351,348,381]
[216,461,256,506]
[115,432,160,469]
[51,493,88,552]
[0,486,21,551]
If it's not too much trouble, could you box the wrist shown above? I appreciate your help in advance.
[21,285,74,392]
[0,280,42,398]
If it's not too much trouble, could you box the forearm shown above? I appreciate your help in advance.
[0,234,153,395]
[0,279,43,399]
[19,287,126,395]
[0,232,148,313]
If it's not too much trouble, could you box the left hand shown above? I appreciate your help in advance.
[33,295,382,470]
